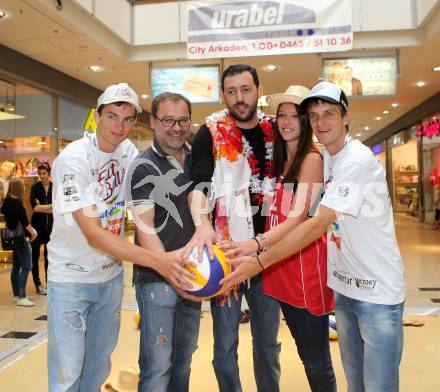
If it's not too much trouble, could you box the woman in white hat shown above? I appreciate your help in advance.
[221,86,336,391]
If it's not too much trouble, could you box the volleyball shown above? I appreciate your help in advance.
[329,314,338,340]
[134,310,140,328]
[182,245,230,298]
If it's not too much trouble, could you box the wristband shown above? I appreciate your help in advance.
[256,233,268,252]
[255,253,265,271]
[251,237,261,253]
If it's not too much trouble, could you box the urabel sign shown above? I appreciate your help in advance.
[210,2,288,29]
[189,1,314,31]
[187,0,353,59]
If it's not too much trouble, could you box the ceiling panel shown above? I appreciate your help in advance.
[0,0,74,42]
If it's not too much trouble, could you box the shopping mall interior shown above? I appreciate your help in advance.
[0,0,440,391]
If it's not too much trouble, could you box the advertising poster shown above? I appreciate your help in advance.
[151,65,220,103]
[322,57,397,96]
[187,0,353,59]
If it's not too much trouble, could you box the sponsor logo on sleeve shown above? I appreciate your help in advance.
[338,185,349,197]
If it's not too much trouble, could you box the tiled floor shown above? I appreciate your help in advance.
[0,213,439,390]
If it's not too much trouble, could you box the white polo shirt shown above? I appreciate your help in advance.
[320,138,405,305]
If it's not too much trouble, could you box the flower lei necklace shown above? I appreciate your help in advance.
[206,109,275,205]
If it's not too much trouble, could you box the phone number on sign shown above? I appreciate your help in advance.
[252,36,352,51]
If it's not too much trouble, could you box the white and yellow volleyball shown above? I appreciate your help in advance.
[182,245,230,298]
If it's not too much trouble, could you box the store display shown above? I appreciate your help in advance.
[394,166,419,214]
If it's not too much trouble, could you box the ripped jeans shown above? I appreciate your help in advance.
[47,272,123,392]
[135,281,202,392]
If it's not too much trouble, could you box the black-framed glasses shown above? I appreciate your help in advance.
[155,116,191,128]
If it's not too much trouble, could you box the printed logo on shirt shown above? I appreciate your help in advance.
[98,159,124,204]
[107,217,122,235]
[101,260,118,271]
[332,270,353,286]
[332,269,378,291]
[62,181,80,202]
[338,185,349,197]
[325,174,333,190]
[62,173,75,183]
[63,185,78,196]
[65,263,88,272]
[330,221,341,250]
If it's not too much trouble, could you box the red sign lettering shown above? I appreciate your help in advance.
[416,119,440,138]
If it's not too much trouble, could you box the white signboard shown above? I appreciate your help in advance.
[187,0,353,59]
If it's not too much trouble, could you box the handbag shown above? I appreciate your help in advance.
[1,223,26,251]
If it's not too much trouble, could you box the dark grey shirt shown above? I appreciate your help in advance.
[127,139,195,284]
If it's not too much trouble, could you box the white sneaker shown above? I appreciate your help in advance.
[16,298,35,307]
[37,285,47,295]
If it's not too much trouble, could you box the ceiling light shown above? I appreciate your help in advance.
[141,94,149,99]
[193,123,200,127]
[8,107,15,111]
[0,112,26,121]
[364,126,370,131]
[432,66,440,72]
[375,116,382,121]
[416,81,425,87]
[0,10,6,18]
[383,110,390,114]
[88,65,103,72]
[0,140,3,144]
[264,64,279,72]
[38,141,47,145]
[391,103,398,108]
[356,133,362,137]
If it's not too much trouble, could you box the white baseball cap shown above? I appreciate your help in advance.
[301,81,348,111]
[97,83,142,113]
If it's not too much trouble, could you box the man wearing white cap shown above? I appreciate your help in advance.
[47,83,194,392]
[223,82,405,392]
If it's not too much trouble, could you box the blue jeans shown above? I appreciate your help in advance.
[47,272,123,392]
[210,275,281,392]
[279,302,336,392]
[135,281,201,392]
[11,241,32,298]
[334,292,404,392]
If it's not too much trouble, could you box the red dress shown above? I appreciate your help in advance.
[263,177,334,316]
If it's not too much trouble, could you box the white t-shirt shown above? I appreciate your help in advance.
[48,132,138,283]
[320,138,405,305]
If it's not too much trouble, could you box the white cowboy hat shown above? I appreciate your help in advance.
[266,85,310,113]
[104,366,139,392]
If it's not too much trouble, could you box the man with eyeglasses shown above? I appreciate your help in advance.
[126,92,201,392]
[47,84,194,392]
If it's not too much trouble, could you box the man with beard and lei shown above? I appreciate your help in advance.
[187,64,281,392]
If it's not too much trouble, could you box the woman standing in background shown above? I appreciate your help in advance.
[1,177,37,306]
[30,162,53,295]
